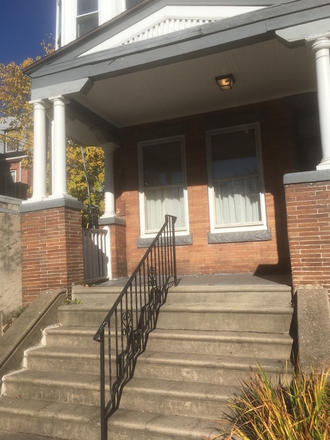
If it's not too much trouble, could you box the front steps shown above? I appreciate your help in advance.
[0,279,293,440]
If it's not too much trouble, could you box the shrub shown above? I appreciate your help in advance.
[214,363,330,440]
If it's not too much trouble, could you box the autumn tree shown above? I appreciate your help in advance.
[0,37,105,226]
[0,58,34,159]
[67,144,105,227]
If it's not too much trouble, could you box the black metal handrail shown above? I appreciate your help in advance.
[93,215,177,440]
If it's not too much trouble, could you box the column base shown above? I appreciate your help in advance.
[20,195,83,213]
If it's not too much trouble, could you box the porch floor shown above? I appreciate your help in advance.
[101,273,292,288]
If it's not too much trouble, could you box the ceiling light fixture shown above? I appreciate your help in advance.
[215,74,235,91]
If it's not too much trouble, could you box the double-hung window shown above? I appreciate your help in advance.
[207,123,267,234]
[138,136,189,236]
[77,0,98,38]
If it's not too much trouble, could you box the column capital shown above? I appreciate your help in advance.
[310,37,330,55]
[29,99,50,110]
[49,95,70,105]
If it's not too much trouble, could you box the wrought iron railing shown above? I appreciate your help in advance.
[93,215,177,440]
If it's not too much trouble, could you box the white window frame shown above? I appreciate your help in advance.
[138,135,189,237]
[206,123,267,234]
[76,0,99,39]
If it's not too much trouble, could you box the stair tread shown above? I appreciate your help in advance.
[162,303,293,312]
[0,396,99,422]
[26,346,100,358]
[45,325,292,343]
[109,408,218,439]
[0,430,61,440]
[4,370,100,389]
[25,343,291,369]
[151,328,292,343]
[124,377,237,400]
[139,350,290,370]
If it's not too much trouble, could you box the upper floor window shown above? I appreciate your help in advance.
[138,136,189,236]
[77,0,99,38]
[206,123,267,233]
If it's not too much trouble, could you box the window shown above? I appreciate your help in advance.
[207,124,267,233]
[138,136,189,236]
[77,0,98,38]
[5,170,16,198]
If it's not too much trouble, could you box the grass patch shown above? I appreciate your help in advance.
[214,363,330,440]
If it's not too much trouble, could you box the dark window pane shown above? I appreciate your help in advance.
[143,141,183,187]
[211,129,257,179]
[77,13,98,37]
[78,0,98,16]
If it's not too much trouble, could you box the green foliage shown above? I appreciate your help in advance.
[64,297,83,305]
[215,363,330,440]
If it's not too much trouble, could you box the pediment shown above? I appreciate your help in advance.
[80,4,264,57]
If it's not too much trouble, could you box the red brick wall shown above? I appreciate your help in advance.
[285,180,330,293]
[115,98,296,276]
[21,207,84,305]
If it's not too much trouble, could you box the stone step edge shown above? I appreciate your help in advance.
[0,430,62,440]
[0,396,99,423]
[45,326,292,345]
[57,304,293,314]
[3,372,235,403]
[23,346,291,370]
[73,284,291,294]
[108,408,221,439]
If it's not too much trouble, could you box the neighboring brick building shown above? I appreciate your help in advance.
[0,118,31,200]
[20,0,330,302]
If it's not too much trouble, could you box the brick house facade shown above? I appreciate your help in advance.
[20,0,330,302]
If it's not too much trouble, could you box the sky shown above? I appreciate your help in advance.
[0,0,56,65]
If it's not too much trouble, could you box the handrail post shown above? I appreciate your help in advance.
[171,216,177,285]
[100,330,107,440]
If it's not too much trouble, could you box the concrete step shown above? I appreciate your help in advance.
[25,346,103,374]
[0,430,61,440]
[107,408,218,440]
[44,326,97,349]
[120,377,236,419]
[157,303,293,333]
[147,329,292,359]
[167,284,292,305]
[0,396,100,440]
[45,326,292,360]
[133,351,291,385]
[2,370,102,406]
[58,301,293,333]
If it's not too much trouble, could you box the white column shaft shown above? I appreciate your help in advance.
[52,97,67,196]
[32,102,47,199]
[103,144,116,216]
[312,38,330,169]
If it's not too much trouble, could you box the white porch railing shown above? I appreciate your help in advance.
[82,227,111,284]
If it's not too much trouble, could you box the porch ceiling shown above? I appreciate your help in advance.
[70,36,316,134]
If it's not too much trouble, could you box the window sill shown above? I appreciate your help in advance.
[208,228,271,244]
[137,234,193,248]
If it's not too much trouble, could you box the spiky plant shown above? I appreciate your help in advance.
[214,363,330,440]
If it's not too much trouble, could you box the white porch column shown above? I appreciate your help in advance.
[311,37,330,170]
[32,101,47,199]
[50,96,68,196]
[100,142,119,219]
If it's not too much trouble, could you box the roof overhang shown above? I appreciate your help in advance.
[25,0,330,144]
